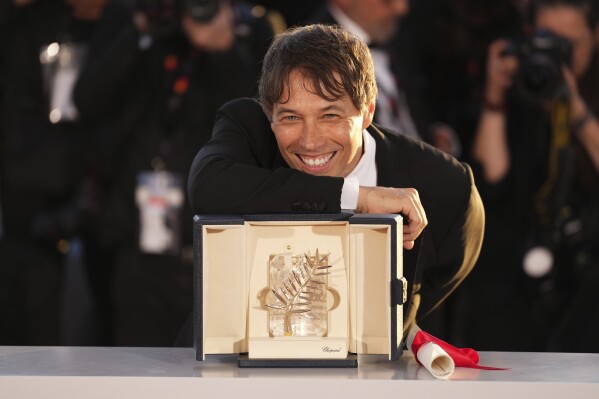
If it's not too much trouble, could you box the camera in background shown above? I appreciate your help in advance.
[510,29,573,104]
[135,0,221,35]
[184,0,220,22]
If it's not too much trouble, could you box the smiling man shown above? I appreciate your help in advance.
[269,69,367,178]
[188,24,484,332]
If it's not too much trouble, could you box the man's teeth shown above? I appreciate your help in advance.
[300,153,333,167]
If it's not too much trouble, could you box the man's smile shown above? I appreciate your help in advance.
[297,152,335,168]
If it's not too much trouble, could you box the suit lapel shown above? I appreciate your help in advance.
[369,124,412,187]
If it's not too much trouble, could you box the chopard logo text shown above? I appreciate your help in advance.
[322,346,342,353]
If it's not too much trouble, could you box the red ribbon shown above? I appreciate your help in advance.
[411,330,508,370]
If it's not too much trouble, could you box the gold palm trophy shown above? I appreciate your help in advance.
[266,249,331,337]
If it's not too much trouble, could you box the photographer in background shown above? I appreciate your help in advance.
[73,0,277,346]
[0,0,123,345]
[461,0,599,352]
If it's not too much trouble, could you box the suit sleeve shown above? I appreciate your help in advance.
[419,162,485,318]
[187,98,345,214]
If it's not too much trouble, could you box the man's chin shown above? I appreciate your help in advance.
[295,164,336,177]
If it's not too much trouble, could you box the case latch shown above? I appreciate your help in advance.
[391,277,408,306]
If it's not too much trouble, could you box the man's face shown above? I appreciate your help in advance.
[336,0,410,43]
[270,70,374,178]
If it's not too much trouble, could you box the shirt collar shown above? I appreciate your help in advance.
[346,129,377,187]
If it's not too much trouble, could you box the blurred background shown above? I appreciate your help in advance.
[1,0,597,352]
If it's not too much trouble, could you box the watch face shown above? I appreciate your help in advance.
[266,249,331,337]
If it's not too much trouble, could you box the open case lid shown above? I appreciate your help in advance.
[193,213,405,362]
[193,215,246,361]
[348,213,404,361]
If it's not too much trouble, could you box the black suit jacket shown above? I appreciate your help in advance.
[188,98,484,331]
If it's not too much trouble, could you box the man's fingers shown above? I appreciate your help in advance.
[403,221,425,242]
[400,189,425,224]
[358,186,428,249]
[403,191,427,231]
[398,189,427,248]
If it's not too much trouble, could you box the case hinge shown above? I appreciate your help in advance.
[391,277,408,306]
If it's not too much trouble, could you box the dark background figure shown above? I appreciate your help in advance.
[305,0,436,145]
[400,0,526,160]
[393,0,528,342]
[73,0,277,346]
[0,0,120,346]
[458,0,599,352]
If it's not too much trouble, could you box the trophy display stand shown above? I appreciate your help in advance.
[193,213,406,368]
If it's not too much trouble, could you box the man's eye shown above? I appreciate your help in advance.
[283,115,299,121]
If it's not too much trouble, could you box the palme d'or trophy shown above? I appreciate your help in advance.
[266,249,330,337]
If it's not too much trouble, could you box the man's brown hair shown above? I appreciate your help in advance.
[259,24,377,120]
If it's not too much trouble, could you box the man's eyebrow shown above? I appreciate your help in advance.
[273,104,345,116]
[320,104,345,113]
[274,107,296,115]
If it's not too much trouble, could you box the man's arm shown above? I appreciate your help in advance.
[187,98,345,214]
[419,163,485,318]
[188,98,429,246]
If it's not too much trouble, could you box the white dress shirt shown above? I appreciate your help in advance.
[341,129,377,210]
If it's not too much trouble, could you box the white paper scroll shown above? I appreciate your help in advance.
[407,325,455,379]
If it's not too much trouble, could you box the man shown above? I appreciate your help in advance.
[188,24,484,334]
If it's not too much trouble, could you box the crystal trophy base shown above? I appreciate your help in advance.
[248,247,348,361]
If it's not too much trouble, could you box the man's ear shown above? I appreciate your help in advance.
[362,102,376,129]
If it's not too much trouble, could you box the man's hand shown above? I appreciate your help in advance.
[357,186,428,250]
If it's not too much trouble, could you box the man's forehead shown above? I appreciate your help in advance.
[272,71,347,107]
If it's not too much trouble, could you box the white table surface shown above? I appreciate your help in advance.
[1,346,598,398]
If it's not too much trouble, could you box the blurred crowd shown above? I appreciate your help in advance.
[0,0,598,352]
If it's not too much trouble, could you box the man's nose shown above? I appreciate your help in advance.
[299,120,323,150]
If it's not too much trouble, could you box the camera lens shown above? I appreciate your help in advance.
[519,54,561,100]
[515,29,572,103]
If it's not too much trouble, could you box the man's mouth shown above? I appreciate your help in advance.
[298,152,335,167]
